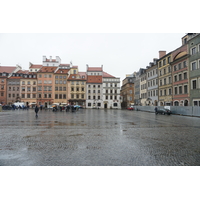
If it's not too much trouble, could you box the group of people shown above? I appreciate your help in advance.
[34,104,81,117]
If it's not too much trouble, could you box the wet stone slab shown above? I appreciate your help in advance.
[0,109,200,166]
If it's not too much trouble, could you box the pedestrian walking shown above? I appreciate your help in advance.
[35,105,39,117]
[154,107,158,115]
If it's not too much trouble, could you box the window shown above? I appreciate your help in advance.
[164,89,166,96]
[82,88,84,91]
[39,74,42,78]
[49,75,52,78]
[81,94,84,99]
[179,74,182,81]
[164,69,166,74]
[55,94,58,99]
[71,87,74,92]
[160,80,162,86]
[191,47,196,55]
[93,96,95,99]
[169,77,171,84]
[169,88,172,95]
[59,80,62,84]
[183,61,187,68]
[77,94,79,99]
[27,87,31,92]
[59,87,62,91]
[174,75,177,82]
[88,90,91,93]
[55,80,59,84]
[63,87,66,91]
[59,94,62,99]
[88,96,91,99]
[22,81,25,85]
[168,66,171,73]
[175,87,177,94]
[192,80,197,89]
[192,62,197,70]
[178,63,182,70]
[164,78,166,85]
[77,88,79,92]
[22,87,25,91]
[184,72,187,79]
[179,86,182,94]
[88,103,91,107]
[184,85,188,94]
[63,94,66,99]
[27,94,30,98]
[98,96,100,99]
[174,65,177,71]
[163,59,166,65]
[168,56,171,63]
[48,94,51,98]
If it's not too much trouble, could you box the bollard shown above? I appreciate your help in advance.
[0,105,2,112]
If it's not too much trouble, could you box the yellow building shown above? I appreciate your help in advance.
[157,51,173,106]
[67,66,87,107]
[53,68,70,105]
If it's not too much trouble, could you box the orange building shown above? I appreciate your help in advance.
[37,66,57,108]
[53,68,70,105]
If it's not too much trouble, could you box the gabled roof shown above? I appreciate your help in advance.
[87,67,102,72]
[87,75,102,83]
[55,69,70,74]
[38,66,58,73]
[16,70,29,74]
[0,66,17,73]
[103,71,115,78]
[29,64,42,69]
[68,72,87,81]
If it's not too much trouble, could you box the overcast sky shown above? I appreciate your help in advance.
[0,33,184,82]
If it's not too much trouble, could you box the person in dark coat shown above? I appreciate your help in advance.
[154,107,158,115]
[35,105,39,117]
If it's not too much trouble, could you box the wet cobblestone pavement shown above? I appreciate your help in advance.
[0,109,200,166]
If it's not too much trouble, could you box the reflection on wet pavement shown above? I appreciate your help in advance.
[0,109,200,166]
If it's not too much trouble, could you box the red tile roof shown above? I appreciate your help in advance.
[29,64,42,69]
[87,75,102,83]
[16,70,29,74]
[0,66,16,73]
[55,69,70,74]
[103,72,115,78]
[8,76,21,79]
[68,72,87,81]
[38,66,58,73]
[87,67,102,72]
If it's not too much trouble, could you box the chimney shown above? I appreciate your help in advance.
[159,51,166,58]
[50,56,52,62]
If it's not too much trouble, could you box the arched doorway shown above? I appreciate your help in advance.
[184,100,188,106]
[174,101,179,106]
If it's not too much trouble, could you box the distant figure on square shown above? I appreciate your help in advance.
[35,105,39,117]
[154,107,158,115]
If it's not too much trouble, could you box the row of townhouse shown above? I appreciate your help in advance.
[0,56,121,109]
[121,33,200,107]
